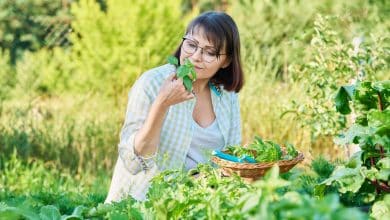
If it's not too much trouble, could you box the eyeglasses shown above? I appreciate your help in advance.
[181,37,226,63]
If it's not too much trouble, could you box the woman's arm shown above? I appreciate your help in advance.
[134,73,194,157]
[132,98,168,157]
[119,73,193,174]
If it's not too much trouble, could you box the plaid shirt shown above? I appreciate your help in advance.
[105,64,242,202]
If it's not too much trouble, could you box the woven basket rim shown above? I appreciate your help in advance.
[211,152,304,170]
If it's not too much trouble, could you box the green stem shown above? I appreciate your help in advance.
[380,146,385,159]
[377,91,384,111]
[376,92,385,159]
[370,157,380,194]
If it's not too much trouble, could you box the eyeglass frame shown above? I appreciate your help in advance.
[181,37,227,63]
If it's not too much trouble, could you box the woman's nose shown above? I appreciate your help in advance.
[191,47,203,62]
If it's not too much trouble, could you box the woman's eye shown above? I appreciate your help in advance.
[206,51,217,56]
[188,43,197,48]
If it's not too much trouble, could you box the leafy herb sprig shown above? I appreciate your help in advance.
[167,56,197,92]
[227,136,299,162]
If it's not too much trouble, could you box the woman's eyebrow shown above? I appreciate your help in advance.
[187,36,216,49]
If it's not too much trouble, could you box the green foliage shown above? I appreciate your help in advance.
[318,80,390,207]
[12,48,71,97]
[0,155,108,218]
[371,194,390,220]
[68,0,185,97]
[250,136,283,162]
[0,50,15,110]
[144,165,367,219]
[146,164,248,219]
[0,156,369,219]
[333,80,390,152]
[289,14,389,138]
[181,0,229,13]
[227,136,299,163]
[311,156,336,180]
[1,152,86,194]
[285,143,299,160]
[231,0,389,151]
[0,0,70,64]
[167,56,197,91]
[0,0,189,176]
[0,105,120,173]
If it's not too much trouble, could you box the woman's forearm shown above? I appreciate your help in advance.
[134,97,169,157]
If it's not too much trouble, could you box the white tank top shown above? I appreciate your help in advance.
[185,118,225,170]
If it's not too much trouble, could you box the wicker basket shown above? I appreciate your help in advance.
[211,151,304,181]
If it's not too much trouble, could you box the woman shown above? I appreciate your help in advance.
[105,11,244,202]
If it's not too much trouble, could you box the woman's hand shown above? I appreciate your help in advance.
[156,73,195,108]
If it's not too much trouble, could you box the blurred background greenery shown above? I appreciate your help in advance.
[0,0,389,196]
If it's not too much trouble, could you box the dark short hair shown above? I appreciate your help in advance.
[173,11,244,93]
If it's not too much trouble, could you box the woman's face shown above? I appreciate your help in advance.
[179,28,230,81]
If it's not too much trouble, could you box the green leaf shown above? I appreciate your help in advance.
[311,156,335,178]
[0,202,40,220]
[373,80,390,93]
[176,65,188,78]
[60,206,86,220]
[376,157,390,181]
[322,166,365,193]
[71,206,86,216]
[285,143,298,159]
[128,208,143,220]
[109,212,128,220]
[377,169,390,181]
[321,152,365,193]
[334,85,354,114]
[313,184,327,198]
[40,205,61,220]
[361,167,379,181]
[345,151,363,168]
[370,195,390,220]
[61,215,82,220]
[368,109,390,136]
[191,69,196,80]
[332,207,368,220]
[241,193,261,212]
[377,158,390,169]
[183,76,192,91]
[184,58,193,67]
[333,124,367,145]
[354,81,378,111]
[172,58,196,91]
[0,203,40,220]
[167,55,178,66]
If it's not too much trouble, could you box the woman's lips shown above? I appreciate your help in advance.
[194,66,203,71]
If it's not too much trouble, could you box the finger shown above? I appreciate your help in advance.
[185,92,195,100]
[185,91,195,99]
[175,77,183,84]
[172,79,184,89]
[166,73,177,81]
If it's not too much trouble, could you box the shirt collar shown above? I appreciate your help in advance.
[209,81,222,97]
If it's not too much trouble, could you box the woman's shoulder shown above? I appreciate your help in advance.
[138,64,176,84]
[132,64,176,93]
[219,86,239,102]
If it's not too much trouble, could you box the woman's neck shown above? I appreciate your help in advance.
[192,79,209,95]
